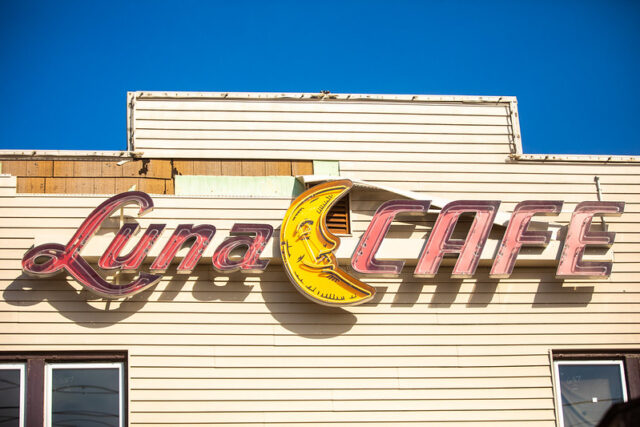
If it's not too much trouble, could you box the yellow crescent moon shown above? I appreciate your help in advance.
[280,180,375,306]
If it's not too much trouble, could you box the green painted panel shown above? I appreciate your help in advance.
[312,160,339,176]
[175,176,304,198]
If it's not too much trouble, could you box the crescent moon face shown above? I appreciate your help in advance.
[280,180,376,306]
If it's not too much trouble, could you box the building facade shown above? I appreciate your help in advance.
[0,91,639,426]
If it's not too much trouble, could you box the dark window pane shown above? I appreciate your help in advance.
[51,367,120,427]
[0,369,21,427]
[559,363,626,427]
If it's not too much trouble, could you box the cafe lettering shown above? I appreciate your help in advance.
[22,180,624,306]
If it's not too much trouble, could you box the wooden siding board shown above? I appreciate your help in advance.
[1,160,27,176]
[44,177,66,193]
[17,177,45,193]
[291,161,313,176]
[26,160,52,177]
[72,160,101,177]
[220,160,242,175]
[173,160,194,175]
[241,160,267,176]
[164,178,175,195]
[192,160,222,175]
[265,160,292,176]
[145,159,172,178]
[65,177,95,193]
[93,177,117,194]
[137,178,166,194]
[53,160,75,177]
[114,177,139,192]
[120,159,143,177]
[100,160,121,177]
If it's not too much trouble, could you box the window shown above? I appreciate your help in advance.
[0,353,126,427]
[46,363,124,427]
[553,351,640,427]
[0,364,25,427]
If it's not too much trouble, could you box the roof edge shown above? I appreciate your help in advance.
[0,150,140,160]
[509,153,640,163]
[131,90,517,104]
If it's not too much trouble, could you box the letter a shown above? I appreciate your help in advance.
[415,200,500,278]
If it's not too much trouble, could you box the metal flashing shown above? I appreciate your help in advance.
[0,150,141,160]
[510,153,640,163]
[131,90,518,104]
[299,175,513,227]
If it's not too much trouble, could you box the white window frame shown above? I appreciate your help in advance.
[45,362,124,427]
[553,360,628,427]
[0,363,26,427]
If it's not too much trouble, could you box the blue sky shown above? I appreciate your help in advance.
[1,0,638,155]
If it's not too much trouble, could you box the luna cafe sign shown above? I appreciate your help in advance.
[22,180,624,307]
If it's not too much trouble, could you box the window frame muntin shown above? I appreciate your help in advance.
[45,361,124,427]
[0,363,26,427]
[553,359,628,427]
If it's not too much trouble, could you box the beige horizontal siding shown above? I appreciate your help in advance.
[128,411,556,424]
[131,97,517,159]
[134,110,512,125]
[134,99,510,115]
[1,95,639,426]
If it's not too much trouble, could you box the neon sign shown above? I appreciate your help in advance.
[22,181,624,306]
[280,180,375,306]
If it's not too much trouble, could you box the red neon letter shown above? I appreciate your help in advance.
[556,201,624,278]
[22,192,162,298]
[414,200,500,278]
[212,224,274,273]
[352,200,430,275]
[99,223,166,272]
[490,200,563,278]
[150,224,216,274]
